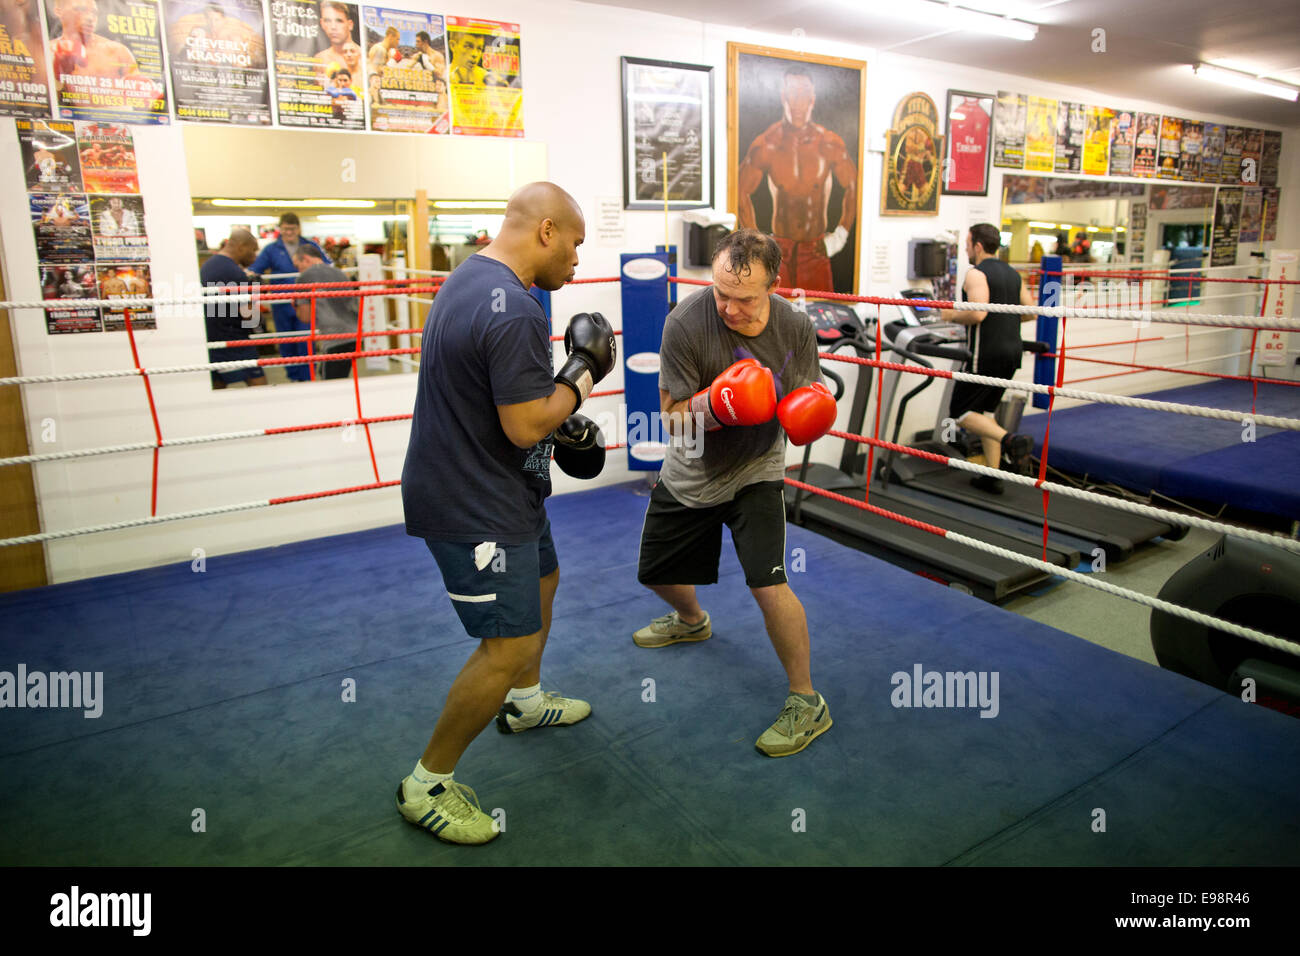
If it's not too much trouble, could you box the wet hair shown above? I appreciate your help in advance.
[712,228,782,286]
[970,223,1001,255]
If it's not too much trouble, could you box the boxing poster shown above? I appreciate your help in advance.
[1200,123,1224,184]
[17,117,82,191]
[1128,201,1146,261]
[446,16,521,137]
[76,121,138,192]
[1081,106,1112,176]
[1241,128,1263,185]
[88,192,147,260]
[941,90,990,195]
[270,0,365,129]
[1053,101,1083,173]
[1220,126,1244,184]
[1022,95,1054,172]
[31,191,93,260]
[1262,188,1279,242]
[0,0,52,116]
[1238,188,1262,243]
[1260,130,1280,188]
[45,0,169,124]
[1156,116,1182,179]
[622,56,712,208]
[882,94,942,216]
[97,262,154,330]
[1210,187,1242,268]
[163,0,272,125]
[1108,109,1135,176]
[362,7,449,133]
[1179,120,1202,182]
[991,90,1024,168]
[1132,112,1159,177]
[41,262,101,333]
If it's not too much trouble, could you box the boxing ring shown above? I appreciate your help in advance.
[2,262,1299,865]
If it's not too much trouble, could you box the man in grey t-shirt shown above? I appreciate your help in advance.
[293,248,358,380]
[634,228,837,757]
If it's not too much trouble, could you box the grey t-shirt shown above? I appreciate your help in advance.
[658,286,821,507]
[298,262,358,336]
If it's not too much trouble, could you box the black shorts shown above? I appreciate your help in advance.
[637,479,788,589]
[950,361,1018,420]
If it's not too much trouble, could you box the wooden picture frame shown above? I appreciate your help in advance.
[621,56,714,210]
[727,43,865,294]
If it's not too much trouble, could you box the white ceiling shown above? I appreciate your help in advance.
[581,0,1300,128]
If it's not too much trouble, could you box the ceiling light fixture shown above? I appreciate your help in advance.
[1190,64,1299,102]
[209,198,379,209]
[855,1,1038,41]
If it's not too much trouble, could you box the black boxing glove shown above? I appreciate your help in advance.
[555,312,616,414]
[551,414,605,479]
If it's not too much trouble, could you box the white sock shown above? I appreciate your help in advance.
[507,683,543,714]
[406,761,452,799]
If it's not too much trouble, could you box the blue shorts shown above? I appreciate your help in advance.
[424,521,558,639]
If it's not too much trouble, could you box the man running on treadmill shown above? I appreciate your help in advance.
[937,223,1038,494]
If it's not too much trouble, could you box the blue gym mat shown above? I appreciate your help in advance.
[1,481,1297,865]
[1019,379,1300,519]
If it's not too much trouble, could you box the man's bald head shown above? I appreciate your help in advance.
[225,228,259,266]
[490,182,585,291]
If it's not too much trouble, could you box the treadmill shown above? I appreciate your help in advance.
[785,301,1081,603]
[877,292,1180,561]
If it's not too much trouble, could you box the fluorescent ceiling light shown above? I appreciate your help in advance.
[210,198,378,209]
[318,214,409,221]
[431,200,507,210]
[1191,64,1299,102]
[1028,221,1060,228]
[852,1,1038,41]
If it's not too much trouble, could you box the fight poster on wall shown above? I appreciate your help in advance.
[98,262,154,330]
[1200,123,1224,184]
[1132,112,1160,177]
[1053,101,1083,173]
[163,0,272,125]
[362,7,448,133]
[446,16,521,137]
[1108,109,1135,176]
[45,0,169,124]
[1210,187,1242,268]
[1220,126,1244,184]
[1241,128,1263,184]
[1260,130,1281,187]
[30,192,94,261]
[1022,95,1054,172]
[1261,187,1279,242]
[991,90,1024,168]
[0,0,52,116]
[1156,116,1183,179]
[1081,106,1112,176]
[270,0,365,129]
[41,263,101,333]
[1238,187,1262,243]
[89,193,148,260]
[77,122,139,192]
[17,118,82,191]
[1178,120,1203,182]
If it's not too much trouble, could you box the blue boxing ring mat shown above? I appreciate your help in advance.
[1018,379,1300,521]
[1,482,1297,866]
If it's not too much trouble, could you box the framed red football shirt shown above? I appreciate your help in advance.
[944,91,993,195]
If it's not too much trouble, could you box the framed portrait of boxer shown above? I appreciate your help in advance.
[727,43,865,295]
[621,56,713,210]
[942,90,993,196]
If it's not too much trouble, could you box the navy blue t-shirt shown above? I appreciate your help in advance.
[201,253,253,343]
[402,254,556,542]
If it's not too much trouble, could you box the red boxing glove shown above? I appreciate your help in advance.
[54,36,88,76]
[777,382,837,446]
[688,358,777,431]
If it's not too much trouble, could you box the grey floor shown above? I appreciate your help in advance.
[1001,526,1222,666]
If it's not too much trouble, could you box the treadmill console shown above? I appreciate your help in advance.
[896,289,966,344]
[805,300,867,344]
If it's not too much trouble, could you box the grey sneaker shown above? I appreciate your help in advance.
[396,777,499,845]
[755,693,832,757]
[632,610,711,648]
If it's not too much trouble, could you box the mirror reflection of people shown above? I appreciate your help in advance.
[249,212,331,383]
[205,228,267,389]
[292,247,357,381]
[737,67,857,294]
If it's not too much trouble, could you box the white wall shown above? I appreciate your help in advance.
[2,0,1297,583]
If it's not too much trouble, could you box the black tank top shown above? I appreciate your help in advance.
[962,258,1023,372]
